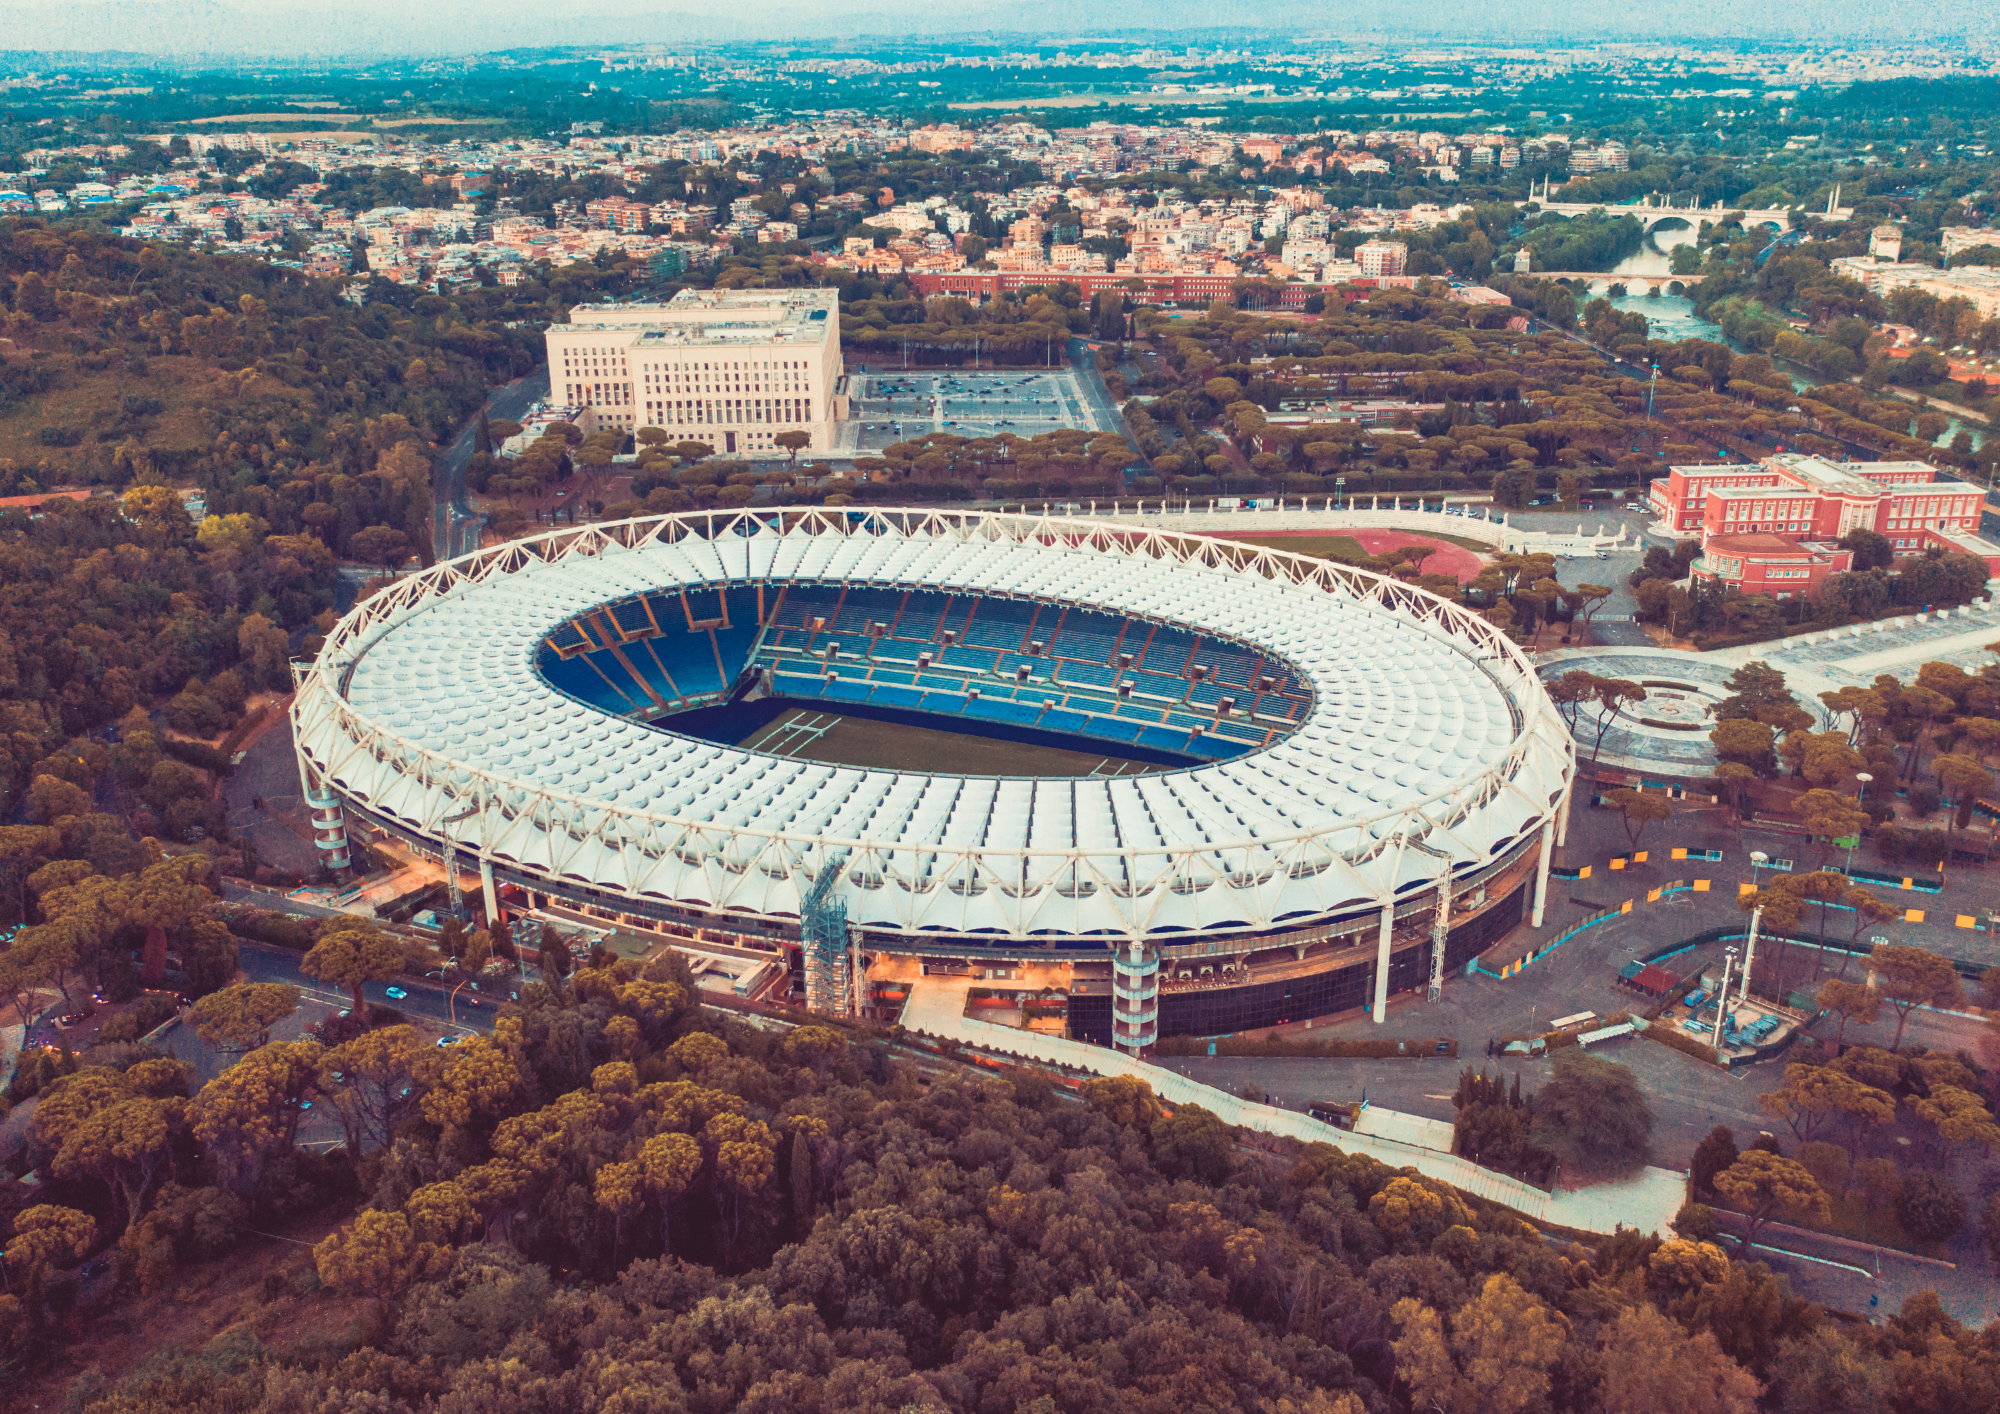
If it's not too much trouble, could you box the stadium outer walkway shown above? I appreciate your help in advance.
[900,976,1687,1237]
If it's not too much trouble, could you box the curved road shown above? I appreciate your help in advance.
[432,366,550,561]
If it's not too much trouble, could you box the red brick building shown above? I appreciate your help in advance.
[1652,453,2000,598]
[903,269,1414,308]
[1691,533,1853,599]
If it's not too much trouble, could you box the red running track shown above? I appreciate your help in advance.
[1202,528,1489,584]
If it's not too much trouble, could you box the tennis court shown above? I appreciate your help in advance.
[843,368,1101,451]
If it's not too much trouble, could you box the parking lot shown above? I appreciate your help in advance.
[841,368,1102,451]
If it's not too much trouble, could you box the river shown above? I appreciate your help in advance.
[1566,226,1988,451]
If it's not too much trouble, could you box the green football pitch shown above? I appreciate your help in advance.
[737,706,1170,778]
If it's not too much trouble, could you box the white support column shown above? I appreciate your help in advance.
[480,857,498,923]
[1372,903,1394,1023]
[1429,871,1452,1005]
[1531,818,1556,928]
[1556,778,1574,849]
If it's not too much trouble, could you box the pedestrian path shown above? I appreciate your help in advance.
[1750,603,2000,683]
[901,976,1687,1236]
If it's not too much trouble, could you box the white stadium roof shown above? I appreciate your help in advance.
[294,509,1574,942]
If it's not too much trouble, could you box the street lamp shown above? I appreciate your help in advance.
[1748,849,1768,895]
[1846,773,1873,874]
[1713,946,1737,1050]
[1741,906,1761,1006]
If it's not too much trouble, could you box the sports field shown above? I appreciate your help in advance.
[842,369,1100,452]
[737,706,1169,777]
[1215,530,1489,584]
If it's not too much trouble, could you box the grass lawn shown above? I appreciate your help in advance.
[1421,528,1498,552]
[739,705,1170,778]
[1221,534,1373,563]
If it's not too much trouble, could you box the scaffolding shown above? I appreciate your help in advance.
[801,855,853,1018]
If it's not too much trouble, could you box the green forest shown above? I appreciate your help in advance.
[8,957,1998,1414]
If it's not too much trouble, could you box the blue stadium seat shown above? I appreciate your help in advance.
[610,600,654,635]
[546,622,593,654]
[681,587,725,622]
[540,653,628,712]
[626,643,682,703]
[712,626,761,680]
[656,633,723,697]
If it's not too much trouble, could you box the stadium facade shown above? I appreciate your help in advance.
[293,509,1574,1053]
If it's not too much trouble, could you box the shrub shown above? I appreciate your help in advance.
[160,735,232,773]
[1906,782,1942,819]
[1896,1172,1967,1243]
[219,905,321,952]
[1672,1202,1720,1242]
[1647,1025,1721,1066]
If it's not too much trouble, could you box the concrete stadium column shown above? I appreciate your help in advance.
[1372,903,1394,1024]
[1531,819,1557,928]
[480,857,498,923]
[1556,778,1574,849]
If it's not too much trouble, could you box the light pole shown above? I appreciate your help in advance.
[1847,773,1873,874]
[1713,946,1737,1050]
[1741,906,1761,1006]
[1749,849,1768,897]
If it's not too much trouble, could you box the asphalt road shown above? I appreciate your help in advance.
[433,366,550,561]
[237,938,500,1037]
[1068,336,1134,451]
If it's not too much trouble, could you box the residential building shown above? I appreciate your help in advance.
[544,288,845,455]
[1827,255,2000,318]
[1354,240,1408,278]
[1941,226,2000,261]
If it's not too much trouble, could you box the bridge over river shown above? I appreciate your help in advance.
[1518,182,1853,235]
[1530,272,1703,292]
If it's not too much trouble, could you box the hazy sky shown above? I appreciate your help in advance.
[5,0,1998,58]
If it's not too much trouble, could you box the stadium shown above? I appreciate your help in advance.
[291,509,1575,1052]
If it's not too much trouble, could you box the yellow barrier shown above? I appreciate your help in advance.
[1693,880,1710,892]
[1905,908,1925,924]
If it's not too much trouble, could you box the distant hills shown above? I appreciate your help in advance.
[0,0,1995,60]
